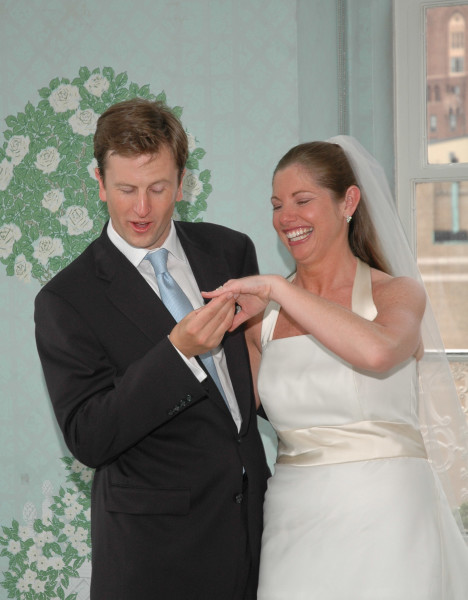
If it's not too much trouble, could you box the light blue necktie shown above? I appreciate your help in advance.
[145,249,230,408]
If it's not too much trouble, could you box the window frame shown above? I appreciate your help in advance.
[394,0,468,356]
[394,0,468,247]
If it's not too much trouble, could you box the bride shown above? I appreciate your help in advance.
[205,137,468,599]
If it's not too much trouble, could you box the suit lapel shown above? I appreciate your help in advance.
[93,229,176,344]
[174,222,227,295]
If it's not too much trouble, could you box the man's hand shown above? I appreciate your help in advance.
[169,294,236,357]
[203,275,281,331]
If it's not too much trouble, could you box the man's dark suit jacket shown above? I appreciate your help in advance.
[34,221,270,600]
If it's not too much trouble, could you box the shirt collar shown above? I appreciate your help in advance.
[106,220,186,268]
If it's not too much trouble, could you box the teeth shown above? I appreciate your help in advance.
[286,228,313,241]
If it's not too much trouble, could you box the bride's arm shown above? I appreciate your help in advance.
[205,274,426,373]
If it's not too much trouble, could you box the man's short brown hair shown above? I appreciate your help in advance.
[94,98,188,182]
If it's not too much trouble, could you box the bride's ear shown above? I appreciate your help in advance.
[344,185,360,218]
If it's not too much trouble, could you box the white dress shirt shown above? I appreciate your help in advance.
[107,220,242,430]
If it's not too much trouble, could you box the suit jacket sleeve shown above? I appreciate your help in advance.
[35,286,211,468]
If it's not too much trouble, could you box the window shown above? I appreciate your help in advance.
[449,107,457,129]
[449,12,466,74]
[451,56,465,71]
[452,30,465,47]
[394,1,468,356]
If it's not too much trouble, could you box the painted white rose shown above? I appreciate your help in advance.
[0,223,21,259]
[14,254,32,283]
[6,135,30,166]
[65,504,81,521]
[42,189,65,213]
[59,206,93,235]
[69,108,99,136]
[0,158,14,191]
[187,133,197,153]
[69,527,88,546]
[35,531,55,547]
[18,526,31,542]
[35,147,60,174]
[62,492,75,506]
[76,541,89,557]
[23,569,37,584]
[26,545,41,562]
[16,578,29,593]
[33,236,64,266]
[81,469,93,483]
[84,73,110,97]
[87,158,98,181]
[49,556,65,570]
[75,527,87,542]
[8,540,21,554]
[49,84,80,113]
[63,524,75,537]
[182,172,203,202]
[32,580,46,593]
[71,459,85,473]
[36,555,49,572]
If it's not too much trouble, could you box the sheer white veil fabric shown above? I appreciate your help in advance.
[328,135,468,525]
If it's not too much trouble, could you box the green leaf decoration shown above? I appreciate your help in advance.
[0,66,212,286]
[0,457,94,598]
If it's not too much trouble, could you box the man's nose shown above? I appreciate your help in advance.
[134,191,151,217]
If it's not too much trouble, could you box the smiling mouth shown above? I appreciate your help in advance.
[285,227,313,242]
[131,222,151,231]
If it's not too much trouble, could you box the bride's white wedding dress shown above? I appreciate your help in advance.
[257,259,468,600]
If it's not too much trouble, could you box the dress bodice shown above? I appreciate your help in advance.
[258,259,420,435]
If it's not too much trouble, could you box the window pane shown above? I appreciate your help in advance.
[416,181,468,350]
[426,5,468,164]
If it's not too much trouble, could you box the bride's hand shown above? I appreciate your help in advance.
[202,275,281,330]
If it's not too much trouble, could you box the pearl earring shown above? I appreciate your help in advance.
[346,215,352,224]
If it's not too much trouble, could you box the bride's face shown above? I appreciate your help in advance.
[271,164,348,266]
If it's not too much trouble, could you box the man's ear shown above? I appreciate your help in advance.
[95,168,107,203]
[176,168,186,203]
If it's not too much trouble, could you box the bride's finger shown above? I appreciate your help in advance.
[201,287,231,298]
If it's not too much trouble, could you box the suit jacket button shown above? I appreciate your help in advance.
[234,493,243,504]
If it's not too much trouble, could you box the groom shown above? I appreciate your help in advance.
[34,98,269,599]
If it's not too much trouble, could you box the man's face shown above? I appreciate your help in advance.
[95,147,184,250]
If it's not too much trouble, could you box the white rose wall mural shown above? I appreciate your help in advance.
[0,66,213,600]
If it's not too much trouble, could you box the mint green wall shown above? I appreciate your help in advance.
[297,0,395,189]
[0,1,394,596]
[0,2,297,592]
